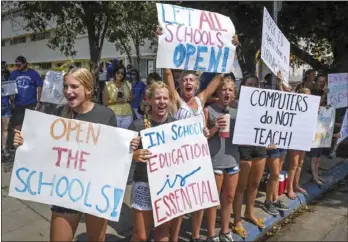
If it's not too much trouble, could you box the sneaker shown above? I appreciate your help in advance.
[263,201,279,215]
[2,148,10,157]
[206,235,220,242]
[273,200,290,211]
[328,151,336,159]
[219,231,234,242]
[190,237,204,242]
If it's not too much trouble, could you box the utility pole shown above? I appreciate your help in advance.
[272,1,282,89]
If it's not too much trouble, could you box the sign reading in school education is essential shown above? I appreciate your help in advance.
[1,80,18,97]
[9,110,137,221]
[156,3,236,73]
[140,116,219,227]
[261,7,291,86]
[337,109,348,144]
[312,107,336,148]
[233,86,320,151]
[327,73,348,109]
[41,71,68,105]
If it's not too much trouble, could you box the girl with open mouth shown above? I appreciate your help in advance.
[13,67,140,242]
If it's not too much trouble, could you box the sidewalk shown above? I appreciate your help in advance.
[2,152,348,241]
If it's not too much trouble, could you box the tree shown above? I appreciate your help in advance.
[106,2,157,68]
[18,1,115,100]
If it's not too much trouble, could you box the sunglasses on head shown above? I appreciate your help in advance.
[131,73,137,76]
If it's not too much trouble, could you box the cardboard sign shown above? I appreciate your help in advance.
[312,107,335,148]
[9,110,137,221]
[1,80,18,97]
[327,73,348,109]
[41,71,68,105]
[233,86,320,151]
[261,7,291,86]
[337,109,348,144]
[140,116,219,227]
[156,3,236,73]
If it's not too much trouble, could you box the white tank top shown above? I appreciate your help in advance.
[174,96,205,124]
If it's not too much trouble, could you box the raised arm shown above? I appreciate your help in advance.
[198,74,222,106]
[163,68,180,111]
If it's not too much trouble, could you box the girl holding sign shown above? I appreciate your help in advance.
[287,87,311,200]
[157,25,240,241]
[14,67,141,242]
[203,76,239,242]
[233,74,269,238]
[129,81,199,241]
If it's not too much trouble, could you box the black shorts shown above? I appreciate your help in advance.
[308,148,323,158]
[239,145,267,161]
[13,103,36,127]
[51,205,79,214]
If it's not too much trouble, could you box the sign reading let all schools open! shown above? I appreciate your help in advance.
[9,110,137,221]
[156,3,236,73]
[233,87,320,151]
[140,116,220,227]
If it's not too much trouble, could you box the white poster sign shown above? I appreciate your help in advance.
[312,107,335,148]
[41,71,67,105]
[140,116,219,227]
[9,110,137,221]
[156,3,236,73]
[233,86,320,151]
[1,80,18,97]
[337,109,348,144]
[261,7,291,86]
[328,73,348,109]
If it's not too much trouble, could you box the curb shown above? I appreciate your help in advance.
[233,159,348,241]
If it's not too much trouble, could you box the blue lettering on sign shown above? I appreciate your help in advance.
[194,46,208,72]
[14,167,124,218]
[171,122,203,141]
[172,43,231,73]
[144,131,165,149]
[157,166,201,195]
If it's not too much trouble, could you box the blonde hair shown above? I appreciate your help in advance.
[61,67,94,118]
[217,77,237,98]
[144,81,173,128]
[298,87,311,94]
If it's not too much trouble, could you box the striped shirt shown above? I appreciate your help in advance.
[174,96,205,124]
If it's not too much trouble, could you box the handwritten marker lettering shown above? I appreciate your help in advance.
[157,166,201,195]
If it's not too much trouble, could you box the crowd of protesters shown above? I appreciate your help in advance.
[3,28,347,242]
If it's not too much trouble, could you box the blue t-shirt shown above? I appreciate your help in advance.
[199,72,217,91]
[9,68,43,106]
[131,81,146,108]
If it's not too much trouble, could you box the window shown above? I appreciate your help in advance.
[10,36,26,45]
[31,32,50,42]
[37,63,52,70]
[1,40,6,46]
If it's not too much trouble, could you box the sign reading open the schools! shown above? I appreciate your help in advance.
[1,80,18,97]
[9,110,137,221]
[312,107,335,148]
[327,73,348,109]
[155,3,236,73]
[261,7,291,86]
[140,116,219,227]
[41,71,68,105]
[233,86,320,151]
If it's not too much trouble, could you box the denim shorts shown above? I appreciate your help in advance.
[267,148,288,158]
[214,165,240,175]
[1,105,11,118]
